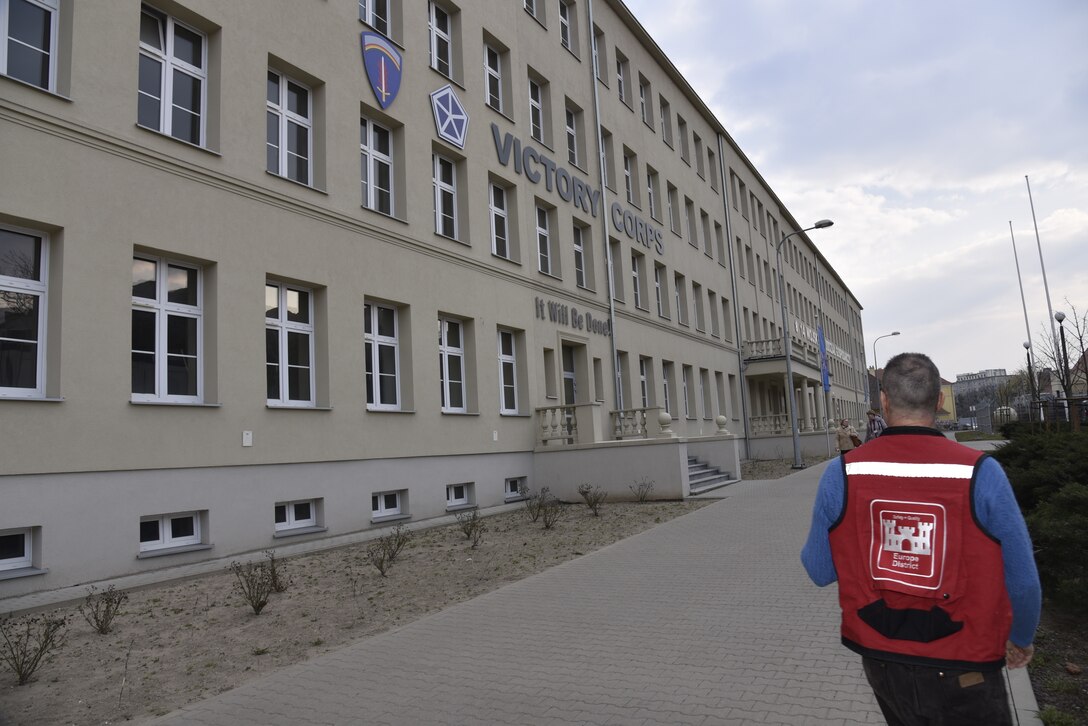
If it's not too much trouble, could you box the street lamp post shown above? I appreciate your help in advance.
[1055,312,1070,398]
[776,219,834,469]
[872,331,901,411]
[1024,341,1036,425]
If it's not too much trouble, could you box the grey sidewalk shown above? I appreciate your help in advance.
[146,461,1038,725]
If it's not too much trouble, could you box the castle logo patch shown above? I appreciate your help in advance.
[869,499,947,591]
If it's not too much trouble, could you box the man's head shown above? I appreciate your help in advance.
[880,352,942,426]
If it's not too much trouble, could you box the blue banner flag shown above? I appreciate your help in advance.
[818,324,831,392]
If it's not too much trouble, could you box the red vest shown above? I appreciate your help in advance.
[829,429,1011,670]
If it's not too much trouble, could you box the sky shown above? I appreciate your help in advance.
[622,0,1088,380]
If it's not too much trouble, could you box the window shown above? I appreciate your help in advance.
[266,69,312,184]
[638,75,652,126]
[661,361,673,416]
[360,116,393,215]
[505,477,525,500]
[572,223,587,288]
[372,490,402,517]
[592,26,605,81]
[623,151,634,204]
[432,153,458,238]
[692,282,705,331]
[682,365,692,418]
[359,0,390,35]
[564,104,580,166]
[2,0,58,91]
[659,95,672,146]
[666,182,679,233]
[447,483,472,507]
[274,499,317,531]
[558,0,574,51]
[498,329,518,414]
[615,49,628,104]
[131,255,202,402]
[677,115,689,163]
[694,133,704,178]
[535,204,553,275]
[428,1,453,78]
[674,272,687,325]
[600,128,614,189]
[484,43,502,111]
[653,263,667,318]
[266,281,314,406]
[438,316,466,412]
[709,290,720,337]
[631,252,646,310]
[364,301,400,409]
[0,225,48,397]
[523,0,536,17]
[702,211,713,257]
[528,76,545,143]
[139,511,201,552]
[489,181,511,259]
[646,167,660,220]
[138,4,207,145]
[685,197,698,248]
[0,528,32,571]
[638,356,650,408]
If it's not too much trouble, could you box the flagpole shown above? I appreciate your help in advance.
[1025,175,1059,357]
[1009,221,1035,370]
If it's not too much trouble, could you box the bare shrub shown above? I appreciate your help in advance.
[78,585,129,635]
[524,486,550,522]
[0,613,69,685]
[541,493,565,530]
[383,525,413,562]
[230,561,273,615]
[577,483,607,516]
[455,509,486,548]
[630,478,655,502]
[264,549,291,593]
[366,541,391,577]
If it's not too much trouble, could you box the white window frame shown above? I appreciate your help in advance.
[662,363,672,416]
[682,366,691,418]
[359,0,390,35]
[360,117,394,216]
[615,54,626,102]
[131,255,203,403]
[565,107,578,166]
[646,169,657,218]
[0,528,32,571]
[372,490,402,517]
[639,79,650,124]
[138,4,207,146]
[572,224,586,288]
[139,511,201,552]
[498,329,518,415]
[432,153,458,238]
[1,0,58,91]
[630,253,642,309]
[639,357,649,408]
[528,78,544,142]
[265,281,315,407]
[654,264,664,317]
[266,69,313,185]
[558,0,572,50]
[446,482,471,507]
[623,153,634,204]
[536,205,552,275]
[274,499,317,532]
[489,182,510,259]
[364,301,400,410]
[523,0,536,17]
[439,316,466,413]
[484,43,502,112]
[428,1,452,77]
[504,477,525,500]
[0,224,48,398]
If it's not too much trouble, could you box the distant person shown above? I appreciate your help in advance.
[865,408,887,441]
[835,418,860,453]
[801,352,1040,725]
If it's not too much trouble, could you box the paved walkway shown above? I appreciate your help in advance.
[141,460,1038,726]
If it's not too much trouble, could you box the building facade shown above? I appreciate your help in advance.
[0,0,865,596]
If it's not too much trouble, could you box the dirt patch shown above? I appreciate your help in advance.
[741,455,832,480]
[1031,607,1088,725]
[0,500,709,725]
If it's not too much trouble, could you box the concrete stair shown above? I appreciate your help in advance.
[687,455,739,495]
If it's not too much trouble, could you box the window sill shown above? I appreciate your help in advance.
[361,205,407,225]
[538,270,562,282]
[504,495,528,503]
[441,410,480,416]
[135,123,221,156]
[561,45,580,62]
[445,503,476,513]
[427,65,466,93]
[499,412,533,418]
[0,566,48,582]
[485,104,516,125]
[370,513,410,525]
[273,525,327,539]
[137,543,213,560]
[492,253,522,266]
[0,396,64,403]
[266,404,333,411]
[435,232,468,246]
[1,73,71,100]
[265,170,327,195]
[130,400,221,408]
[366,406,416,414]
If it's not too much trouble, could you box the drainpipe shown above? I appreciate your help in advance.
[586,0,622,415]
[716,133,751,458]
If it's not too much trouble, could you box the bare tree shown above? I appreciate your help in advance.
[1034,298,1087,396]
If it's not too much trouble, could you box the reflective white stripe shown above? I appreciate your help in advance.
[845,461,975,479]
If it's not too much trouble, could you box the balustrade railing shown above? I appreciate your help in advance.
[537,404,577,444]
[611,408,652,439]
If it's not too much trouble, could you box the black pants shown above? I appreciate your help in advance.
[861,657,1012,726]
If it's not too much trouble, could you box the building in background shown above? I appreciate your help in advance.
[0,0,865,596]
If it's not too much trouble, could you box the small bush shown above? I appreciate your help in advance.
[629,478,655,503]
[577,483,607,516]
[524,486,550,522]
[366,541,391,577]
[230,561,273,615]
[78,585,128,635]
[1027,482,1088,607]
[383,525,412,562]
[455,509,486,548]
[541,493,565,530]
[264,550,291,593]
[0,613,69,685]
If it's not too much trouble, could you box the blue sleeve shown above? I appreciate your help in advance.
[974,457,1042,647]
[801,461,844,586]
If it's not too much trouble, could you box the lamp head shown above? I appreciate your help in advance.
[1055,311,1066,323]
[814,219,834,229]
[891,331,900,336]
[1023,341,1031,350]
